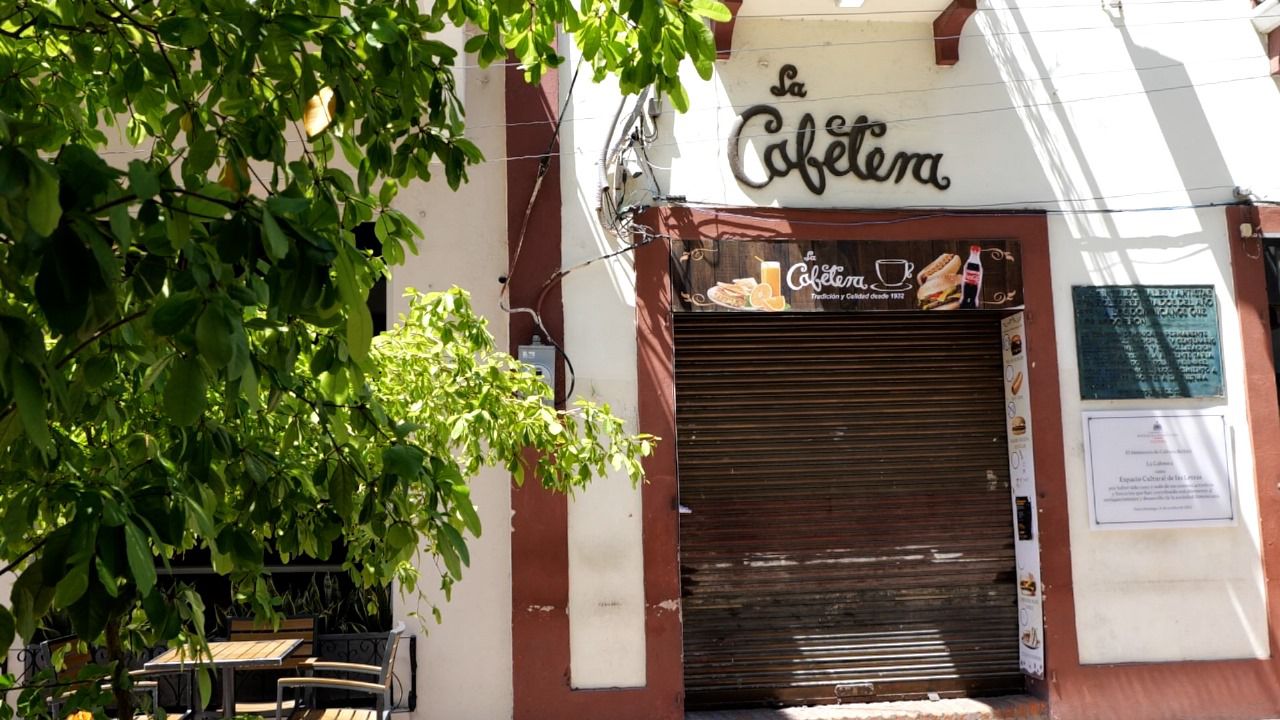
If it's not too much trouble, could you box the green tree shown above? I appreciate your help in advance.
[0,0,727,715]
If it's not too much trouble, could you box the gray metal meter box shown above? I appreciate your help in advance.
[518,336,556,397]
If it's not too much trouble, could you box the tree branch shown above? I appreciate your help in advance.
[55,309,149,369]
[0,535,48,576]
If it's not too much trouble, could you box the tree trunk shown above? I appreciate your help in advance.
[103,618,133,720]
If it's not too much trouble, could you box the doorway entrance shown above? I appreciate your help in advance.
[675,311,1021,709]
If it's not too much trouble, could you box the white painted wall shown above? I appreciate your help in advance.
[559,52,649,690]
[549,0,1280,674]
[387,60,513,719]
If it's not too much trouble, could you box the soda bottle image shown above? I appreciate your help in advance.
[959,245,983,308]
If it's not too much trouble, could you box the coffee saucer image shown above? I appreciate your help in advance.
[870,282,911,292]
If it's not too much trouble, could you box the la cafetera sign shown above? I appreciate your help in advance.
[728,65,952,195]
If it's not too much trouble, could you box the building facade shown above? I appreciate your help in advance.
[9,2,1280,720]
[395,2,1280,719]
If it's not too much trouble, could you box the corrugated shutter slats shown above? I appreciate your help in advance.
[675,313,1022,709]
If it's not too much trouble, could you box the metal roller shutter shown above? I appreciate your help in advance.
[675,312,1021,709]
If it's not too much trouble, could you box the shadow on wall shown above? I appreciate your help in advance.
[985,0,1272,692]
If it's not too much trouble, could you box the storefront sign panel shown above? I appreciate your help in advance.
[1072,286,1224,399]
[673,238,1023,313]
[1082,410,1235,529]
[727,64,952,196]
[1003,313,1045,678]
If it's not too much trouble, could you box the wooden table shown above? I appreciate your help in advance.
[144,639,303,718]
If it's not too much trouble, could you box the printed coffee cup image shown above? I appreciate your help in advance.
[875,258,914,288]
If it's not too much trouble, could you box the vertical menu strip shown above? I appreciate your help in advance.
[1002,312,1045,679]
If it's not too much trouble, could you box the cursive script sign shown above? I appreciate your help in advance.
[727,66,951,195]
[769,64,807,98]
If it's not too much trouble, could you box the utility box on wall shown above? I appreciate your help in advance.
[518,336,556,398]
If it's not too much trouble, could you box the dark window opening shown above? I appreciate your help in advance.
[355,223,388,335]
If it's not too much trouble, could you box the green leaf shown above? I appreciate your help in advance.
[382,445,424,479]
[158,16,208,46]
[386,523,414,551]
[152,293,201,335]
[124,522,157,596]
[347,302,373,366]
[109,204,132,246]
[53,561,89,607]
[26,160,61,237]
[2,493,31,540]
[186,130,218,176]
[83,355,116,390]
[666,81,690,113]
[453,489,483,537]
[128,160,160,200]
[197,668,212,709]
[261,209,288,261]
[164,356,207,426]
[35,231,95,335]
[688,0,732,22]
[10,363,50,453]
[96,556,120,597]
[374,213,394,244]
[196,304,234,369]
[0,606,14,658]
[369,18,399,45]
[329,463,356,520]
[439,523,469,569]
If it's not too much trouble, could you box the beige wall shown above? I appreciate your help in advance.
[387,60,513,720]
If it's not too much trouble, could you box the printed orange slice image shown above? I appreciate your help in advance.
[761,295,786,312]
[749,283,774,308]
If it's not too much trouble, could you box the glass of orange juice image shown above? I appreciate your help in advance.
[760,261,782,298]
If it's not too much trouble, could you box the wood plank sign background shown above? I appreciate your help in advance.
[672,238,1024,313]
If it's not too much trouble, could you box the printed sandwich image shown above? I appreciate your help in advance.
[706,277,786,312]
[916,253,962,310]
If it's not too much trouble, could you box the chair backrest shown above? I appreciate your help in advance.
[41,636,93,689]
[228,616,318,669]
[377,623,406,692]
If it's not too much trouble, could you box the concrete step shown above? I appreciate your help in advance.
[686,695,1047,720]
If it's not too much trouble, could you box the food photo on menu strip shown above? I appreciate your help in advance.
[706,259,788,311]
[915,247,984,310]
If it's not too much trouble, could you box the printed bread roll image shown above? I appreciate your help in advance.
[1011,371,1024,395]
[917,253,961,284]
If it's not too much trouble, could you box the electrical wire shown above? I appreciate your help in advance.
[447,2,1259,70]
[499,59,584,406]
[456,51,1270,133]
[94,67,1277,167]
[660,197,1280,226]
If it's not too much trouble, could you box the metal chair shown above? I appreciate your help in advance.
[273,623,405,720]
[39,636,184,720]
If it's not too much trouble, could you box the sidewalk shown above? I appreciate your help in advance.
[686,695,1047,720]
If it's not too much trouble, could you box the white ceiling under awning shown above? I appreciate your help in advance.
[735,0,959,22]
[1253,0,1280,34]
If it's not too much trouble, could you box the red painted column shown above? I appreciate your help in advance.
[505,64,684,720]
[505,59,571,720]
